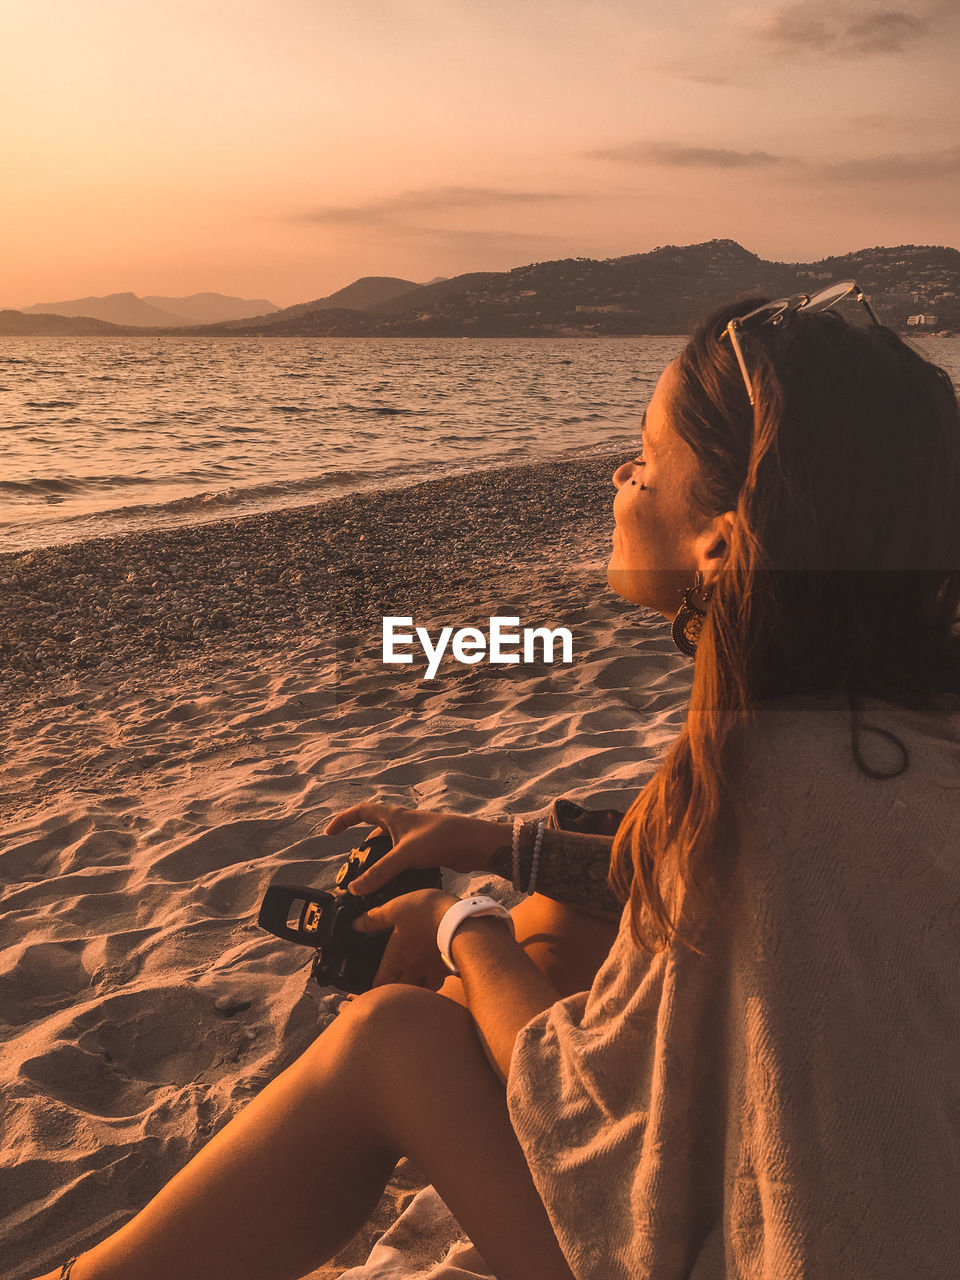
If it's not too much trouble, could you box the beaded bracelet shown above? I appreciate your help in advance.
[511,815,524,892]
[527,819,545,894]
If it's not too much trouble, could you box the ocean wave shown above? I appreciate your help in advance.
[0,467,394,535]
[0,471,196,499]
[0,477,82,497]
[338,402,420,416]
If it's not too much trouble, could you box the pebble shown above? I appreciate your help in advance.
[215,994,252,1017]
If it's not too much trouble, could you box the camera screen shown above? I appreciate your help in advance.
[286,899,307,932]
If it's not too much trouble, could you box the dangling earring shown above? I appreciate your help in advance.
[671,570,713,658]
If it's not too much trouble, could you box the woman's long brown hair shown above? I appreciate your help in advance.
[610,300,960,953]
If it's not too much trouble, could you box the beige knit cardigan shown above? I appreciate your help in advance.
[507,695,960,1279]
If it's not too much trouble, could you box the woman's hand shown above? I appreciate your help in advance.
[353,888,458,990]
[323,803,508,896]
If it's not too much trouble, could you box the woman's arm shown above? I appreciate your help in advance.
[355,891,562,1082]
[325,803,625,919]
[490,829,623,921]
[450,916,561,1081]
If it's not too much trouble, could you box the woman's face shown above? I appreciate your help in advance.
[607,359,709,617]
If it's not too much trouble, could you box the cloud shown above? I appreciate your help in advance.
[584,142,785,169]
[844,11,925,53]
[817,148,960,182]
[396,226,576,255]
[292,187,575,226]
[585,138,960,186]
[746,2,930,57]
[750,2,833,51]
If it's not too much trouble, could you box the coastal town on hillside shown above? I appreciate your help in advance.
[3,240,959,339]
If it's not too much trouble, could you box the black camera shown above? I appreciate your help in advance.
[257,830,442,994]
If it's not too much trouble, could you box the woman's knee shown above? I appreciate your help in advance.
[320,984,497,1138]
[338,981,448,1028]
[328,983,473,1067]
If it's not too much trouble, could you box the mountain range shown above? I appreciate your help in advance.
[2,241,958,337]
[18,291,281,328]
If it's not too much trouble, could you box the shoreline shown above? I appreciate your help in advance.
[0,449,628,698]
[1,437,643,560]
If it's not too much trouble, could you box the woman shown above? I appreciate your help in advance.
[39,288,960,1280]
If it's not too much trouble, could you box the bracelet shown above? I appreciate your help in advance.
[512,816,524,892]
[436,896,515,976]
[526,820,545,894]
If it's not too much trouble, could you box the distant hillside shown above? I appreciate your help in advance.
[187,241,960,338]
[23,292,186,327]
[0,309,128,336]
[208,276,422,332]
[142,293,279,324]
[367,272,503,316]
[313,276,422,311]
[19,290,280,328]
[205,273,501,336]
[7,243,958,337]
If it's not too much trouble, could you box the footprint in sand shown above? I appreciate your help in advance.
[582,652,684,690]
[96,793,136,814]
[572,705,645,733]
[197,865,265,919]
[162,700,213,724]
[150,819,284,881]
[2,867,133,913]
[0,830,66,884]
[0,939,89,1027]
[19,985,247,1115]
[242,770,308,794]
[511,691,574,718]
[59,827,138,872]
[82,927,156,988]
[57,884,168,936]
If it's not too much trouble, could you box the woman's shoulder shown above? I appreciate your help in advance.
[742,690,960,784]
[726,690,960,905]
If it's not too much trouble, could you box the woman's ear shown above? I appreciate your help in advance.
[693,510,737,587]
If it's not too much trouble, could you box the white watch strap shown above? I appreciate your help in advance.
[436,896,515,976]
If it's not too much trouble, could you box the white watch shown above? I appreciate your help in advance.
[436,896,515,976]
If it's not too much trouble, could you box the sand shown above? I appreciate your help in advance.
[0,455,692,1279]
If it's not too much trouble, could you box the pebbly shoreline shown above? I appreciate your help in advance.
[0,450,627,696]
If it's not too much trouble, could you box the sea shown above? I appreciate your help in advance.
[2,334,958,556]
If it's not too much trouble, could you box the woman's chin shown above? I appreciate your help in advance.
[606,563,644,606]
[606,564,678,618]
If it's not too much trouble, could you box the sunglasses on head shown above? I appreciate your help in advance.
[722,280,881,407]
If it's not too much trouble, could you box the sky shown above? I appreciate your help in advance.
[3,0,959,307]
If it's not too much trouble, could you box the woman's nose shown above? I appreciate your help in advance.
[613,459,637,489]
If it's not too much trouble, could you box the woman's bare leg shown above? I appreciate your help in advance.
[510,894,617,994]
[55,984,572,1280]
[441,893,617,1005]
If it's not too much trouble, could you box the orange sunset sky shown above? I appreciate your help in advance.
[3,0,959,308]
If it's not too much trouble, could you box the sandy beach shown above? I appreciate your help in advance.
[0,454,692,1278]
